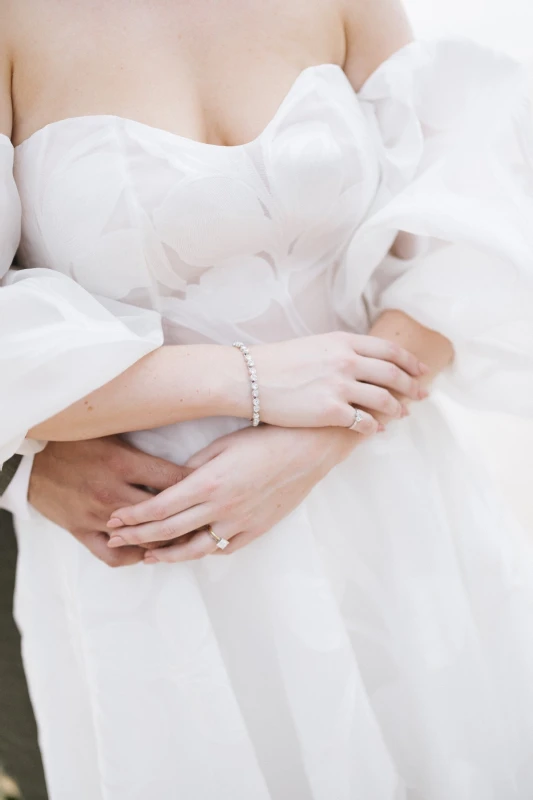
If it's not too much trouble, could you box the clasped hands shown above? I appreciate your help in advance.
[29,332,430,567]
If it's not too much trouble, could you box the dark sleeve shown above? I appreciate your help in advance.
[0,455,22,497]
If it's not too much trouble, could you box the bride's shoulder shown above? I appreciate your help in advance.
[0,2,13,138]
[339,0,414,90]
[0,0,37,139]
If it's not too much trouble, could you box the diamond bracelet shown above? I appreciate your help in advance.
[232,342,260,426]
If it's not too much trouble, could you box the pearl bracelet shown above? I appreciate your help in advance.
[232,342,260,426]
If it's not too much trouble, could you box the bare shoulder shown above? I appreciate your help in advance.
[339,0,413,90]
[0,0,14,137]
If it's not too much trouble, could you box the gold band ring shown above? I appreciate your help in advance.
[208,525,230,551]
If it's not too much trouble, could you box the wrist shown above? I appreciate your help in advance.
[300,426,361,477]
[208,345,255,420]
[323,427,362,469]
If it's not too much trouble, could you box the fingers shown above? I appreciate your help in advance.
[108,504,211,546]
[348,383,405,419]
[144,528,234,564]
[94,437,188,491]
[144,527,262,563]
[354,357,426,402]
[341,406,380,436]
[108,470,209,528]
[92,486,153,527]
[144,524,244,564]
[73,530,145,568]
[129,452,193,492]
[350,335,429,378]
[211,530,251,555]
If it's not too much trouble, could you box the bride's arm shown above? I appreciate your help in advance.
[1,53,425,451]
[29,344,250,440]
[0,50,170,461]
[105,308,453,561]
[30,329,427,441]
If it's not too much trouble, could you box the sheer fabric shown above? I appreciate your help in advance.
[7,39,533,799]
[0,141,162,465]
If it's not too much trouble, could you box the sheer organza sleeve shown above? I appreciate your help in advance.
[333,39,533,416]
[0,135,163,465]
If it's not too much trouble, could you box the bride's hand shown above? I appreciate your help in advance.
[247,332,428,431]
[106,425,361,562]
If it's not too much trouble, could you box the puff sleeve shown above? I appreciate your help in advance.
[0,134,163,465]
[334,39,533,416]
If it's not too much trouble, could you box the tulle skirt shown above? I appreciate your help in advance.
[14,398,533,800]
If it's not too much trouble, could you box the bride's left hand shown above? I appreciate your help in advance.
[106,425,361,563]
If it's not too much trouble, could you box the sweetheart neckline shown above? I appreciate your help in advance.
[11,63,347,154]
[2,39,430,156]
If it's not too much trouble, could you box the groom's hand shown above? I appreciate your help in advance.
[29,436,190,567]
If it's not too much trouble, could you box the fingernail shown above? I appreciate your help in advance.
[107,536,126,548]
[418,362,430,375]
[107,518,124,529]
[378,422,386,432]
[418,388,430,400]
[143,554,159,565]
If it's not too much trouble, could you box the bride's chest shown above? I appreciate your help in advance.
[14,68,382,303]
[11,0,342,149]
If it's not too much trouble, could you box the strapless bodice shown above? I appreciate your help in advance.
[2,37,533,463]
[13,63,388,346]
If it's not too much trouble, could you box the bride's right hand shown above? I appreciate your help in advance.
[248,332,429,433]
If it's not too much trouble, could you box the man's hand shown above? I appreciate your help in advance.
[29,437,190,567]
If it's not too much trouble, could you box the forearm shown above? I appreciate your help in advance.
[29,312,449,444]
[29,344,250,441]
[105,315,452,548]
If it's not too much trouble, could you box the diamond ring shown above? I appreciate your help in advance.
[208,525,230,550]
[348,408,364,431]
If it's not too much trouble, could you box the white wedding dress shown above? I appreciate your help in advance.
[2,38,533,800]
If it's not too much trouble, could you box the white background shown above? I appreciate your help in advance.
[404,0,533,531]
[406,0,533,62]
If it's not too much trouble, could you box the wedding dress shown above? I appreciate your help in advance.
[2,38,533,799]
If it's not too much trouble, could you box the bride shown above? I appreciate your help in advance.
[2,0,533,797]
